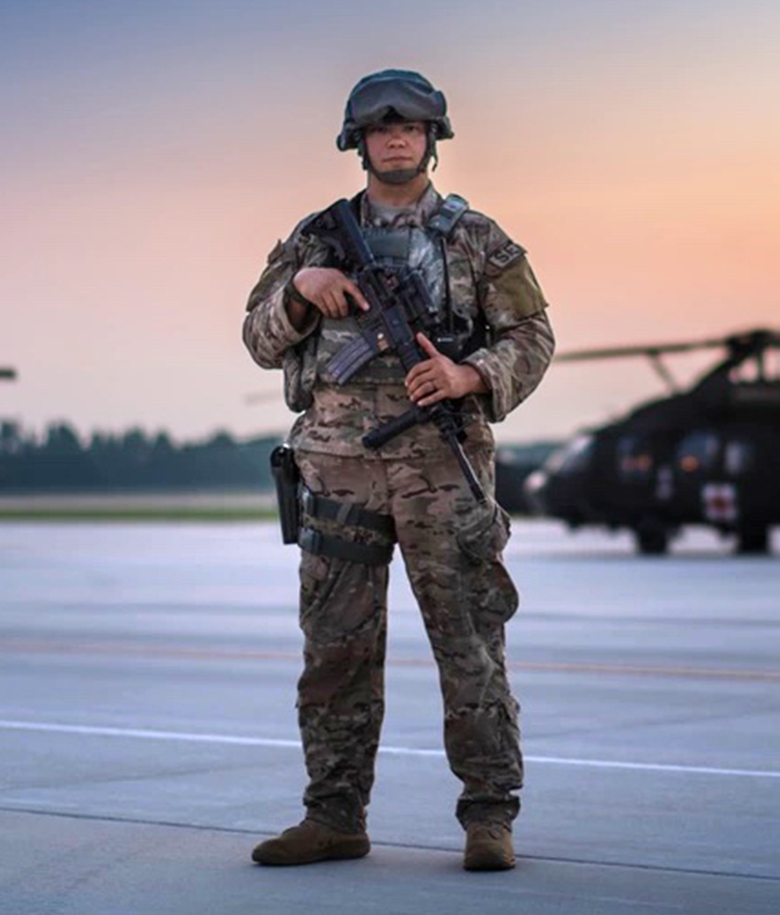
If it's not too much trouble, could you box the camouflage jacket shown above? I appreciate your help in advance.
[243,184,555,459]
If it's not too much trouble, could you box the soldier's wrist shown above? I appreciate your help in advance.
[459,363,489,395]
[284,280,317,332]
[285,277,316,310]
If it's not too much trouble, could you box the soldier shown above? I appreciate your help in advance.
[243,69,555,871]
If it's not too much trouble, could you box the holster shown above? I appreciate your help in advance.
[270,444,397,565]
[270,444,301,544]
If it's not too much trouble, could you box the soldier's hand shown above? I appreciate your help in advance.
[292,267,369,319]
[405,334,488,407]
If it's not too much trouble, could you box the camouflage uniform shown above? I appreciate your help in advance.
[243,183,554,833]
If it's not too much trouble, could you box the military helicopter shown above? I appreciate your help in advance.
[524,328,780,555]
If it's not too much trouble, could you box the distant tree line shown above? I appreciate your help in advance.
[0,421,281,492]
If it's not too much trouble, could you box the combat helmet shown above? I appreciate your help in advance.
[337,69,453,182]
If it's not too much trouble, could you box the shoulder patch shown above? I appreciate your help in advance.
[487,240,526,272]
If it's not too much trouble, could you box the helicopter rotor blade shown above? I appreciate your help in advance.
[555,339,725,362]
[556,327,780,363]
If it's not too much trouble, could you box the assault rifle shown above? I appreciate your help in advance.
[307,199,486,504]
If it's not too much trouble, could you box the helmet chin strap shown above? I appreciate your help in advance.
[358,127,438,186]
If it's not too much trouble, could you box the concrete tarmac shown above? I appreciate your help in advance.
[1,521,779,914]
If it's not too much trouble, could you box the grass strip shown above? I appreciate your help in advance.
[0,509,278,523]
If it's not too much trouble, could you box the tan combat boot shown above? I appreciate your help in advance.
[251,819,370,866]
[463,822,516,871]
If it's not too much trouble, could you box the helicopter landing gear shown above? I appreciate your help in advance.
[634,522,670,556]
[736,526,770,555]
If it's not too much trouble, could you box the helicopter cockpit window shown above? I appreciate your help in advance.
[724,440,753,476]
[546,434,594,475]
[729,351,780,383]
[616,436,654,481]
[677,431,720,474]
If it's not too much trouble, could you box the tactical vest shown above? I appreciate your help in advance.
[312,194,484,386]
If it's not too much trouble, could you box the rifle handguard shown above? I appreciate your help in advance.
[362,407,424,450]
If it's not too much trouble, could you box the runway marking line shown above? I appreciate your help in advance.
[2,805,780,886]
[2,719,779,780]
[2,639,780,683]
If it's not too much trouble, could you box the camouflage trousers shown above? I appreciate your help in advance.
[294,444,523,834]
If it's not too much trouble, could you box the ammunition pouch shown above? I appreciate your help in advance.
[456,500,511,563]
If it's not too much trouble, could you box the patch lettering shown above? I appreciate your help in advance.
[487,240,525,272]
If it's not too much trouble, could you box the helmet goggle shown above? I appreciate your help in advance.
[337,69,453,152]
[349,82,447,130]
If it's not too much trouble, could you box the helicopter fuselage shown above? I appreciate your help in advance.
[526,371,780,554]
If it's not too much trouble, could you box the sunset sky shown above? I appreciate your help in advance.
[2,0,779,445]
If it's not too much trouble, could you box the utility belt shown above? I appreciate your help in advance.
[270,444,396,566]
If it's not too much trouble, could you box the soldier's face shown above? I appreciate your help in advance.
[364,121,428,177]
